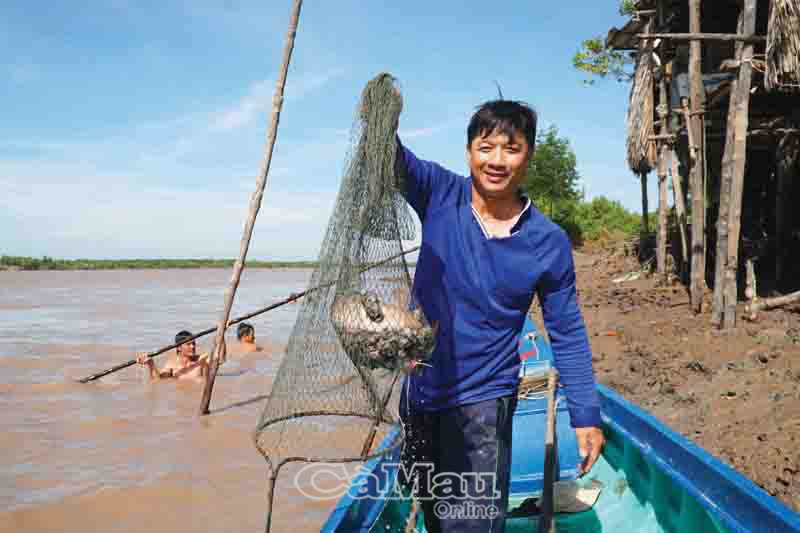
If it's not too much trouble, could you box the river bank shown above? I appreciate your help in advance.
[0,256,318,271]
[545,245,800,512]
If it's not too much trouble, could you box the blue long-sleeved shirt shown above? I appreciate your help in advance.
[399,141,601,428]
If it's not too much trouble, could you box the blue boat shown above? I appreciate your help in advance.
[321,318,800,532]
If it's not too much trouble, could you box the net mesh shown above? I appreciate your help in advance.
[254,73,434,472]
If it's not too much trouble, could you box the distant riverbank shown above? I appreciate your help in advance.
[0,256,318,271]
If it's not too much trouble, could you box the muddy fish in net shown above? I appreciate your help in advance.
[330,291,436,372]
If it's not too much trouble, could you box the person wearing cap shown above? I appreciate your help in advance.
[136,330,223,382]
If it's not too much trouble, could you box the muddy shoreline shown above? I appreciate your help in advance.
[553,246,800,512]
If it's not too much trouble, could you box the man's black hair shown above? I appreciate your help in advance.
[237,322,254,341]
[467,100,537,151]
[175,330,194,345]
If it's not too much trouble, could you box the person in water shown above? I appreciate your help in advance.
[136,330,223,382]
[235,322,262,353]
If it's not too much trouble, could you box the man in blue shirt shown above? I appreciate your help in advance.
[396,99,604,532]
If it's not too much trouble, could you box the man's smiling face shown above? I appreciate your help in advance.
[467,129,532,202]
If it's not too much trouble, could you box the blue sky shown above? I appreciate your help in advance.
[2,1,647,260]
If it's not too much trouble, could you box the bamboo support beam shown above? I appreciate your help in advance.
[712,9,745,327]
[744,259,758,321]
[775,138,795,284]
[648,133,677,141]
[636,32,766,43]
[722,0,757,330]
[681,103,698,162]
[670,150,689,280]
[656,79,669,276]
[640,171,650,247]
[198,0,303,416]
[688,0,707,313]
[746,290,800,316]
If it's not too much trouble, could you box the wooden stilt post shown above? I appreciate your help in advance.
[640,171,650,251]
[745,259,758,321]
[775,153,787,284]
[670,150,689,280]
[656,77,669,276]
[688,0,707,313]
[775,136,797,285]
[722,0,757,330]
[199,0,304,415]
[712,10,745,327]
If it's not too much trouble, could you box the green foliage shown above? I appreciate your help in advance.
[572,1,637,85]
[619,0,637,16]
[523,125,581,214]
[520,126,641,245]
[573,37,633,85]
[573,197,643,241]
[0,256,318,271]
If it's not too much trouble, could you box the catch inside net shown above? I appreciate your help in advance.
[253,73,435,530]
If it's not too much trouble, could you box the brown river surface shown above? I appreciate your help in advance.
[0,268,366,533]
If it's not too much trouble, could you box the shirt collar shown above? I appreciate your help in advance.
[470,195,532,239]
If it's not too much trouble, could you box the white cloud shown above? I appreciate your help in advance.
[211,68,347,132]
[399,124,452,139]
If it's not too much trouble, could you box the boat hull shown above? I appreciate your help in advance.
[321,384,800,532]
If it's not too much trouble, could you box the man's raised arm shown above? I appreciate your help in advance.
[393,138,461,222]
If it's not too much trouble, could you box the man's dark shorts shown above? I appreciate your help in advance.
[399,388,517,533]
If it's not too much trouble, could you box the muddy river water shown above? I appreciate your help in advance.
[0,268,364,532]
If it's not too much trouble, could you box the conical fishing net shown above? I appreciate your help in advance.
[254,74,435,515]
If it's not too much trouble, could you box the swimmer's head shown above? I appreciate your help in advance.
[237,323,255,343]
[175,330,197,359]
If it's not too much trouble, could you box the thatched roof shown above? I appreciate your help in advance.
[606,16,649,51]
[626,48,657,173]
[766,0,800,91]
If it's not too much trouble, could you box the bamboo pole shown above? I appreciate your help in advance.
[775,161,786,283]
[656,78,669,276]
[199,0,304,415]
[746,290,800,315]
[680,103,698,163]
[712,10,745,327]
[78,245,423,383]
[722,0,757,330]
[404,498,420,533]
[636,32,766,43]
[640,171,649,257]
[775,137,796,284]
[688,0,707,313]
[78,292,303,383]
[744,259,758,321]
[670,151,689,280]
[537,369,558,533]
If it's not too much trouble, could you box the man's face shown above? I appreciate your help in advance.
[177,340,197,360]
[467,129,532,201]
